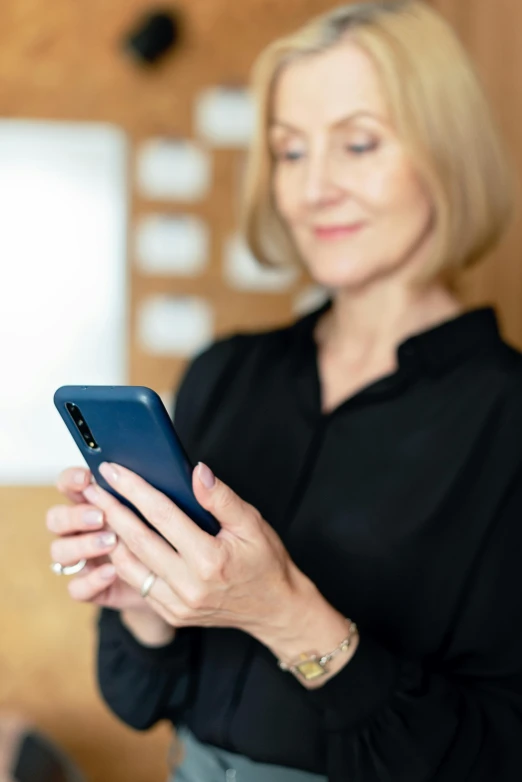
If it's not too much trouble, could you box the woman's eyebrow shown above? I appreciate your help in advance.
[269,111,387,134]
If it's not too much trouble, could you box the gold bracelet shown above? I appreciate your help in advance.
[277,621,358,681]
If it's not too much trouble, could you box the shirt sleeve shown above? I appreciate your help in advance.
[95,334,246,731]
[304,395,522,781]
[96,608,198,730]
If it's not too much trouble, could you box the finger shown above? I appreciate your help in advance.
[110,541,196,625]
[46,503,104,535]
[111,540,161,594]
[193,462,258,537]
[96,462,217,564]
[83,482,188,587]
[50,530,117,566]
[67,562,118,602]
[56,467,93,504]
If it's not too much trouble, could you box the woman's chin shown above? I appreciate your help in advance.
[306,264,373,293]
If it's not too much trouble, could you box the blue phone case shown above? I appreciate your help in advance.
[54,385,220,537]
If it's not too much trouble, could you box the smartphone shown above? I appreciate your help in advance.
[54,385,220,537]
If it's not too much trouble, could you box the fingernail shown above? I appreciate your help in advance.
[197,462,215,490]
[83,484,100,503]
[97,532,116,548]
[99,462,119,482]
[73,470,87,485]
[99,563,116,579]
[83,509,103,526]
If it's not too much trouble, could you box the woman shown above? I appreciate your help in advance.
[47,2,522,780]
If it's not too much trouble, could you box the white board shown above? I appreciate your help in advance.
[136,138,211,201]
[135,214,209,275]
[0,120,128,484]
[138,295,214,356]
[195,86,255,147]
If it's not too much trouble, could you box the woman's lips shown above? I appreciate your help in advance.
[313,222,365,240]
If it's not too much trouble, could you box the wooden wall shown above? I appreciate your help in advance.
[1,2,521,781]
[431,0,522,340]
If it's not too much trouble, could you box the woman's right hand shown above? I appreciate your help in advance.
[47,466,177,646]
[47,466,154,613]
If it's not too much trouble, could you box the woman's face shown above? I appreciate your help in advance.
[269,42,435,290]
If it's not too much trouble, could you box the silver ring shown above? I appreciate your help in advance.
[50,559,87,576]
[140,572,156,598]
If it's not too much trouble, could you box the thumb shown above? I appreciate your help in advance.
[193,462,257,533]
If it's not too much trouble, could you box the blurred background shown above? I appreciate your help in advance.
[0,1,521,780]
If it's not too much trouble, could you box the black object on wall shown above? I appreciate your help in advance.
[123,9,181,66]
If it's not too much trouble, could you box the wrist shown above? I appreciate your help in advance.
[255,568,350,662]
[278,621,359,688]
[121,608,176,647]
[269,585,359,688]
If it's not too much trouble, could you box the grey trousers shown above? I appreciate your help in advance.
[170,726,328,782]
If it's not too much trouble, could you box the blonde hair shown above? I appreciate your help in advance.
[241,0,513,282]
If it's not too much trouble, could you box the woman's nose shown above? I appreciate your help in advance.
[302,154,344,208]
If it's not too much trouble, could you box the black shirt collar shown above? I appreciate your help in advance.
[397,307,502,373]
[296,301,502,375]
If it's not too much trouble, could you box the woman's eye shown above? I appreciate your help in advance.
[270,144,304,162]
[279,150,304,162]
[346,141,378,155]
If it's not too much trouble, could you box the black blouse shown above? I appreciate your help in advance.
[97,303,522,781]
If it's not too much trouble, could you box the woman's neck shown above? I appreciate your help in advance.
[316,282,462,365]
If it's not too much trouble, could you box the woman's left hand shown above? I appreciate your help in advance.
[83,461,318,645]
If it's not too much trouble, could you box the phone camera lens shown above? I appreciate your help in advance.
[66,402,99,449]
